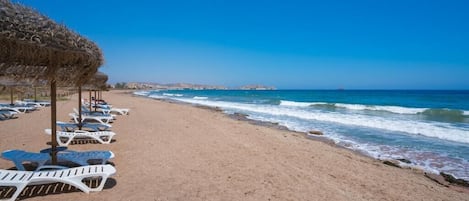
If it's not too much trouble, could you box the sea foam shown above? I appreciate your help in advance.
[193,96,208,100]
[176,98,469,144]
[133,91,150,96]
[280,100,427,114]
[163,93,183,97]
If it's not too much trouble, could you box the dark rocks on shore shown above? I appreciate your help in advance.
[231,112,249,121]
[228,113,292,131]
[383,160,401,168]
[196,105,223,112]
[440,172,469,187]
[425,171,469,188]
[382,159,469,188]
[425,173,451,187]
[308,130,324,135]
[397,158,412,164]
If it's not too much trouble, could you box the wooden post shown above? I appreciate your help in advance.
[10,87,14,106]
[50,80,58,164]
[94,90,97,112]
[89,90,92,111]
[34,87,37,102]
[78,86,82,129]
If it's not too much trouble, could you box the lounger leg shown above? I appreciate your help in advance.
[4,183,28,201]
[66,173,111,193]
[59,136,74,146]
[12,160,25,171]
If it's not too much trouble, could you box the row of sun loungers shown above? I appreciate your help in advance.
[0,100,49,121]
[1,98,129,200]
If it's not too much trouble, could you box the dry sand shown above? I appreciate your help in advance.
[0,90,468,201]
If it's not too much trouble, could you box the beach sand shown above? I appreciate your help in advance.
[0,90,468,201]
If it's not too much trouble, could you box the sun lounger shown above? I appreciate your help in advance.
[57,121,111,132]
[14,100,41,108]
[1,149,114,171]
[0,105,35,114]
[82,101,129,115]
[0,110,17,120]
[45,129,116,146]
[21,99,51,107]
[78,106,115,117]
[74,108,115,119]
[87,105,130,115]
[109,107,130,115]
[0,164,116,201]
[69,113,114,124]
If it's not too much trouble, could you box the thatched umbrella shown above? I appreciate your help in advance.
[0,0,104,164]
[0,76,36,105]
[77,71,108,129]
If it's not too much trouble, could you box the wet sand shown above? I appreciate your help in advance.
[0,90,468,201]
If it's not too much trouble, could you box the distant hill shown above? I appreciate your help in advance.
[239,84,276,90]
[122,82,227,90]
[117,82,276,90]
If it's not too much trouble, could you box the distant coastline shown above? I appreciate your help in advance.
[113,82,276,90]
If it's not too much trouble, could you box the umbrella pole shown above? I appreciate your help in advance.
[89,90,92,111]
[34,87,37,102]
[94,90,97,112]
[78,86,82,129]
[50,81,58,164]
[10,87,14,106]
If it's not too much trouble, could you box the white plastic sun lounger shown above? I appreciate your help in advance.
[82,102,129,115]
[0,164,116,201]
[21,99,51,107]
[1,149,114,171]
[57,121,111,132]
[0,110,17,120]
[0,104,36,113]
[75,107,115,118]
[15,100,42,108]
[109,107,130,115]
[70,113,114,124]
[45,129,116,146]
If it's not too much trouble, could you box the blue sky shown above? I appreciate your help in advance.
[16,0,469,89]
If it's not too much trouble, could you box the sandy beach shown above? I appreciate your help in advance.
[0,90,468,201]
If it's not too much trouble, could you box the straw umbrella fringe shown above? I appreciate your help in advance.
[0,0,104,164]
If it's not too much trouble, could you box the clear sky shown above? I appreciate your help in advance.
[15,0,469,89]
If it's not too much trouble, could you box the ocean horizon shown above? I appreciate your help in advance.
[134,89,469,181]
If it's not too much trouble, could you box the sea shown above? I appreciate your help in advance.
[134,89,469,180]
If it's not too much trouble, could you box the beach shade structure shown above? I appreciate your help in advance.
[0,0,104,164]
[0,76,36,105]
[78,71,108,129]
[83,72,109,113]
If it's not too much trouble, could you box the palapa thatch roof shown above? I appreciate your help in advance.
[0,76,35,86]
[0,0,104,85]
[83,71,108,90]
[0,76,40,91]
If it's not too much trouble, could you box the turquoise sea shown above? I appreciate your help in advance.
[134,90,469,180]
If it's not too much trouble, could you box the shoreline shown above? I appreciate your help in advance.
[1,90,468,200]
[134,91,469,190]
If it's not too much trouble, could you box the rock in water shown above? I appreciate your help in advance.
[425,173,450,187]
[308,130,323,135]
[383,160,401,168]
[397,158,412,164]
[440,172,469,187]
